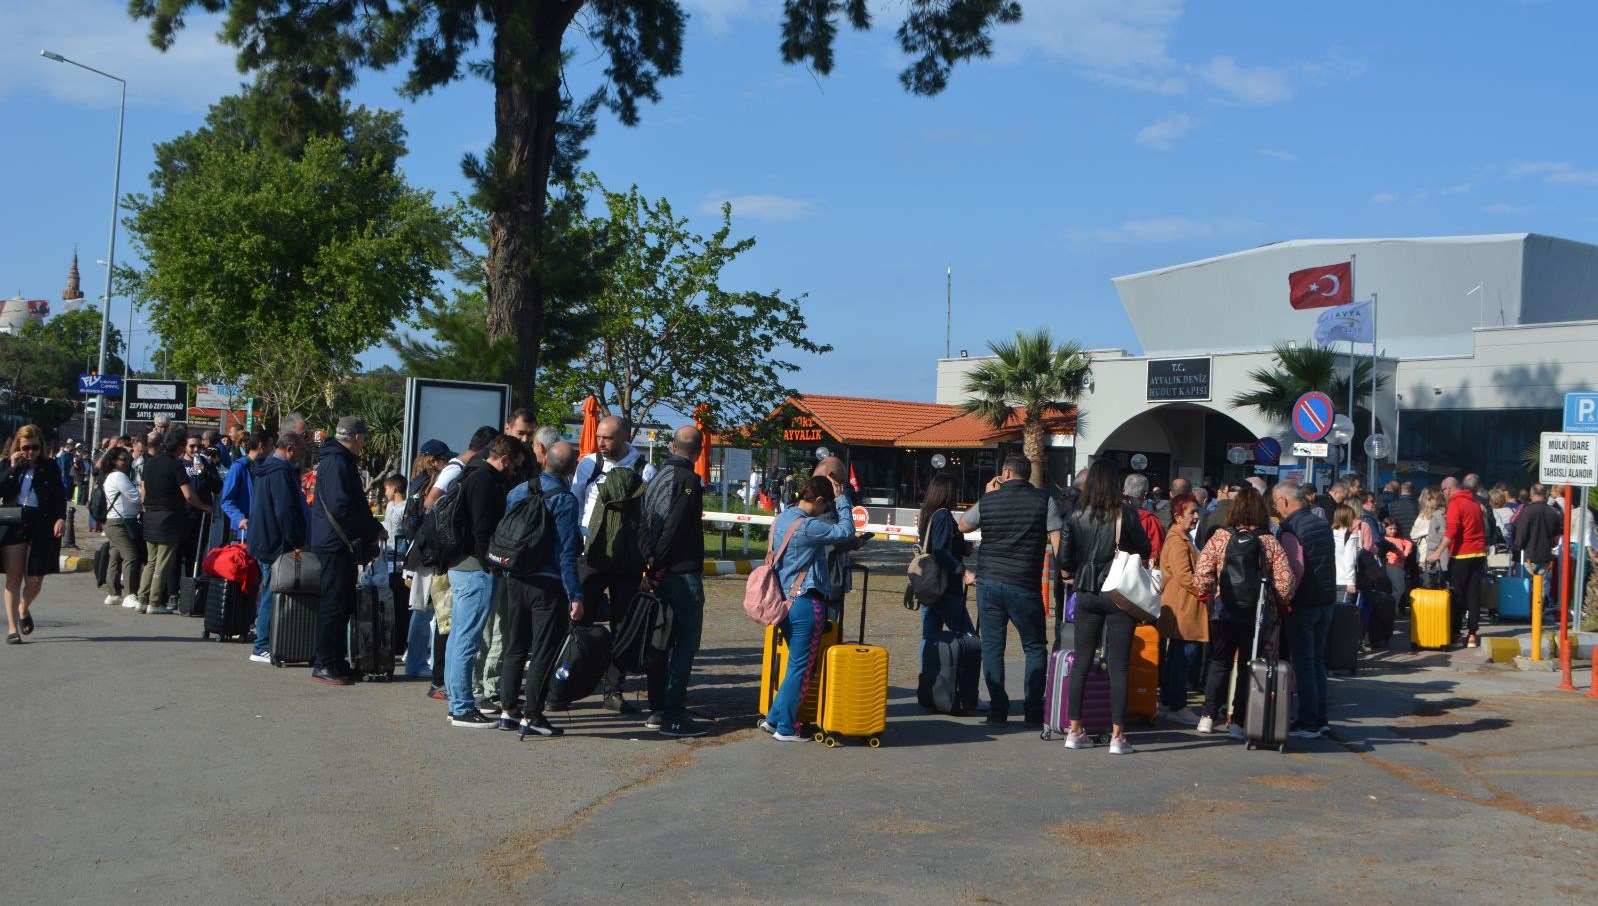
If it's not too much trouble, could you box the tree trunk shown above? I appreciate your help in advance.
[486,1,578,412]
[1024,416,1045,488]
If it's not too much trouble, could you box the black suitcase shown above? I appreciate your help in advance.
[545,624,613,710]
[270,592,319,666]
[202,578,252,640]
[1367,590,1396,649]
[918,630,981,714]
[1325,603,1362,675]
[349,585,394,681]
[94,543,111,588]
[179,575,211,617]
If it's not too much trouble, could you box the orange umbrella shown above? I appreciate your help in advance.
[578,396,600,457]
[692,403,713,485]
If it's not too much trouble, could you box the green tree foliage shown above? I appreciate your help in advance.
[1230,342,1386,423]
[18,306,126,381]
[960,328,1090,488]
[120,88,454,425]
[0,307,128,432]
[132,0,1025,410]
[569,178,829,433]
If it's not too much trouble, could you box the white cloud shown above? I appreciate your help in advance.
[699,190,817,223]
[1368,191,1396,206]
[1444,181,1473,195]
[679,0,769,35]
[1000,0,1185,74]
[1482,202,1531,215]
[1258,148,1297,162]
[1506,161,1598,186]
[0,0,240,111]
[1134,113,1196,150]
[1067,215,1264,244]
[1193,56,1293,105]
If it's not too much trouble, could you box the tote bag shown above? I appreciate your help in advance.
[1101,510,1163,623]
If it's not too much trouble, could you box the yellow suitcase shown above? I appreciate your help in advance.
[815,643,889,747]
[1409,587,1453,650]
[758,616,841,727]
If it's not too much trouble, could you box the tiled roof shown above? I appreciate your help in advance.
[788,395,1075,449]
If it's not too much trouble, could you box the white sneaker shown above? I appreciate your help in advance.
[1064,730,1095,749]
[1288,726,1323,740]
[1165,707,1201,727]
[1108,736,1135,756]
[1196,716,1216,734]
[249,652,271,664]
[104,594,120,607]
[122,596,141,609]
[1228,723,1248,741]
[772,730,807,742]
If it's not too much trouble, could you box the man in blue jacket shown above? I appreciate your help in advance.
[247,432,310,663]
[221,430,271,544]
[307,417,385,685]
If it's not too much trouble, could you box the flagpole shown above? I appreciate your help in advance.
[1345,254,1357,481]
[1368,292,1379,490]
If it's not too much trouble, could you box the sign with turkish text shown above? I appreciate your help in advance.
[851,506,869,530]
[782,414,828,443]
[1539,432,1597,487]
[124,379,190,421]
[722,447,753,484]
[1146,357,1211,402]
[1292,442,1330,458]
[195,383,245,410]
[77,373,123,397]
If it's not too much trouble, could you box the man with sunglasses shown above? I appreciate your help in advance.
[178,434,224,590]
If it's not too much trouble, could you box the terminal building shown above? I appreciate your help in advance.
[928,233,1598,491]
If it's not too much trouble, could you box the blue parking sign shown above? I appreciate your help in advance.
[1566,392,1598,433]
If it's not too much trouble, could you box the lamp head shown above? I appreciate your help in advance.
[41,49,66,62]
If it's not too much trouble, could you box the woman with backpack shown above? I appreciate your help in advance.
[1331,504,1361,606]
[1156,493,1206,726]
[914,473,977,714]
[1192,485,1295,740]
[1057,460,1152,756]
[760,475,858,743]
[99,446,145,610]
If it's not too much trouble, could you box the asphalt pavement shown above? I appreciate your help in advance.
[3,538,1597,905]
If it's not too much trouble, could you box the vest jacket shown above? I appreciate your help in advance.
[976,480,1050,590]
[1281,508,1337,608]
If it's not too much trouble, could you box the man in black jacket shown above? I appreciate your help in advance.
[247,432,308,664]
[307,417,384,685]
[639,426,708,738]
[442,434,523,725]
[1512,484,1563,598]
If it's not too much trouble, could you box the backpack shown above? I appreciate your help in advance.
[88,483,110,524]
[430,480,471,567]
[906,527,949,604]
[583,466,644,574]
[743,517,809,626]
[485,485,554,577]
[612,591,672,674]
[401,475,430,540]
[1355,547,1386,588]
[1219,528,1265,615]
[1478,498,1505,548]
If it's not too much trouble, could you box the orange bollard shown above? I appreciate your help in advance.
[1531,573,1544,661]
[1041,549,1052,619]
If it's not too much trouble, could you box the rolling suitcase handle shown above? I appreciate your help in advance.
[853,563,870,643]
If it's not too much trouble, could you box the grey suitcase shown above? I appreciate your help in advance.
[269,592,319,666]
[1243,593,1292,752]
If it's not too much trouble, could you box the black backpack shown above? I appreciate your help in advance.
[611,591,672,674]
[1219,528,1266,615]
[401,475,430,540]
[430,481,471,567]
[485,486,554,577]
[88,484,110,524]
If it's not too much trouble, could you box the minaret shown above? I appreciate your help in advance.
[62,248,86,312]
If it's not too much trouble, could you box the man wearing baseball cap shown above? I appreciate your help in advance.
[307,416,386,685]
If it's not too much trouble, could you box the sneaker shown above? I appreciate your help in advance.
[475,698,501,717]
[248,652,271,664]
[644,711,664,730]
[449,710,496,729]
[498,713,523,731]
[1465,634,1479,649]
[659,716,709,738]
[104,594,120,607]
[1108,736,1135,756]
[1196,716,1216,734]
[772,730,807,742]
[1288,725,1323,740]
[427,686,446,701]
[122,596,141,609]
[311,667,354,686]
[1228,723,1247,741]
[757,719,778,735]
[1165,707,1201,727]
[1064,730,1096,750]
[518,716,564,738]
[603,692,637,715]
[146,605,173,615]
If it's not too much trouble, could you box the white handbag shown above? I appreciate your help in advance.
[1101,510,1164,623]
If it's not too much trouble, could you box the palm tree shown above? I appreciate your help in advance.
[961,328,1090,488]
[1230,341,1387,423]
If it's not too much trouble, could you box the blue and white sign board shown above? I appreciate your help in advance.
[78,373,122,397]
[1564,392,1598,433]
[1291,392,1334,442]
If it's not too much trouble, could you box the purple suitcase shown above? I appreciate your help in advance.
[1040,650,1113,741]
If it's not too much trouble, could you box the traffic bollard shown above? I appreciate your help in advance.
[1531,573,1544,661]
[63,504,76,549]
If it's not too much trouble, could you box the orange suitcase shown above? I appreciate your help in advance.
[1128,623,1161,724]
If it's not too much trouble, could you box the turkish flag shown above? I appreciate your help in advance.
[1288,261,1352,310]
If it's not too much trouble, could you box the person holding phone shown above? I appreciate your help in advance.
[0,425,67,644]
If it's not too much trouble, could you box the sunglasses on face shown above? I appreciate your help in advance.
[19,445,39,452]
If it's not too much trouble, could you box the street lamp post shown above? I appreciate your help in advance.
[42,49,124,484]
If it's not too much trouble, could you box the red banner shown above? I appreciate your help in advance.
[1288,262,1352,310]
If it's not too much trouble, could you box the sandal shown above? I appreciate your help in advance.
[5,632,20,645]
[19,612,33,635]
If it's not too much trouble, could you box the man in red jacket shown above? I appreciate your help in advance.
[1440,475,1488,648]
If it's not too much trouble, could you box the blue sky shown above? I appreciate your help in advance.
[5,0,1597,411]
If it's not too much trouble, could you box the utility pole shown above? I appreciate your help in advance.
[945,263,952,359]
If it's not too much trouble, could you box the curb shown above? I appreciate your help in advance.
[702,560,758,576]
[59,553,94,573]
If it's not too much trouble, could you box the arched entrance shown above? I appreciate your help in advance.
[1092,402,1267,488]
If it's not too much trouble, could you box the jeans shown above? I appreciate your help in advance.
[1160,637,1200,711]
[444,568,497,715]
[1449,556,1486,637]
[976,578,1048,722]
[252,561,274,656]
[770,592,826,736]
[1068,590,1135,727]
[1202,619,1254,724]
[315,549,356,670]
[138,540,178,608]
[471,581,509,701]
[655,572,704,718]
[1286,604,1333,729]
[499,575,569,719]
[102,521,144,597]
[404,610,434,676]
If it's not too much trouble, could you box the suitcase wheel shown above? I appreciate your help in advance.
[1245,741,1255,751]
[1039,730,1052,741]
[868,736,882,748]
[813,731,826,744]
[823,736,838,748]
[1277,743,1287,753]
